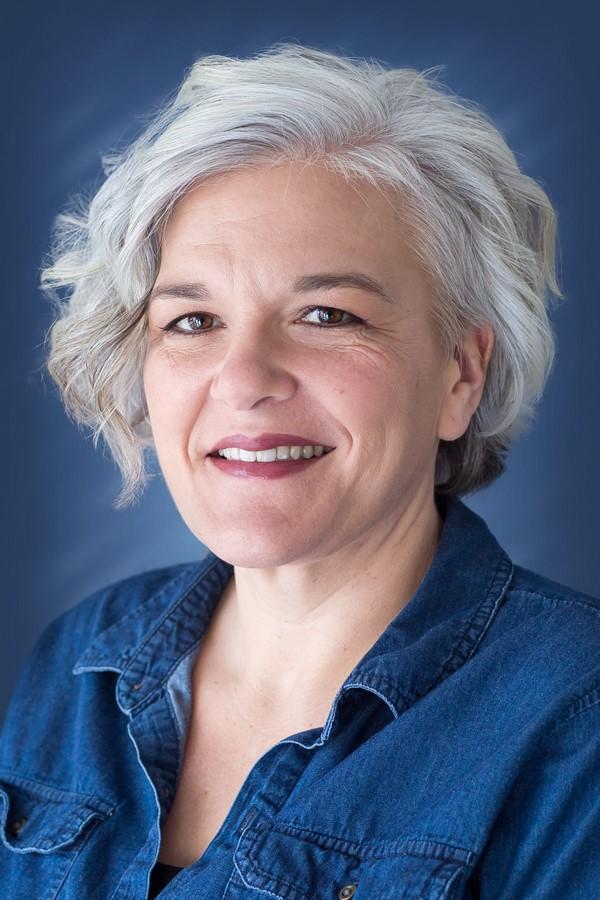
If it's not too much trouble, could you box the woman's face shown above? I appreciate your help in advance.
[143,161,460,567]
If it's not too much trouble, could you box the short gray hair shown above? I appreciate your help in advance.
[40,43,562,508]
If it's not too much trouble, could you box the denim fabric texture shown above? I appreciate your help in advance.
[1,492,599,899]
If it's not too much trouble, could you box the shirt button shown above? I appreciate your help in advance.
[338,884,358,899]
[8,816,27,835]
[131,681,143,691]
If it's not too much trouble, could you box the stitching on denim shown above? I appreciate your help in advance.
[265,821,364,857]
[367,553,513,712]
[123,557,221,664]
[550,685,600,728]
[442,553,513,670]
[465,557,514,658]
[73,563,202,675]
[348,671,412,709]
[247,820,474,864]
[221,869,236,897]
[510,589,600,619]
[74,561,205,669]
[233,823,475,898]
[233,826,286,899]
[355,834,474,864]
[0,768,116,813]
[445,862,470,900]
[342,683,399,719]
[128,636,205,717]
[410,553,513,705]
[245,826,315,899]
[123,558,228,712]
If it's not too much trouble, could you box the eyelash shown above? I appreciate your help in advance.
[159,305,363,335]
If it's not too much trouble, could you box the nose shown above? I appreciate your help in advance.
[209,330,297,411]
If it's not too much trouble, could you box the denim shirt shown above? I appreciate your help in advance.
[1,493,599,899]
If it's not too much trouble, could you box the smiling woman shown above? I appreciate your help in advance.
[1,43,598,900]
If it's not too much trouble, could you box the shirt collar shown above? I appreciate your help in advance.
[73,493,514,717]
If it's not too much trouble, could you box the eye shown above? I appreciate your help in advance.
[300,305,362,328]
[161,312,216,335]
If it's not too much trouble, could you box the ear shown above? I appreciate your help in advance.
[438,323,494,442]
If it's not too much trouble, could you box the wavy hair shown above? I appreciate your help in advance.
[40,43,562,508]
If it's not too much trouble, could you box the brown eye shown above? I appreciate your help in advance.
[301,306,361,328]
[162,312,215,334]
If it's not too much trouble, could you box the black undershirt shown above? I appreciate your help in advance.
[147,861,184,898]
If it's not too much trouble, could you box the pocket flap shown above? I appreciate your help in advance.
[234,820,474,900]
[0,769,115,854]
[234,820,362,900]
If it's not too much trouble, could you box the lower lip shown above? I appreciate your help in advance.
[207,452,334,479]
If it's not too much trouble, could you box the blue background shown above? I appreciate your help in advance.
[2,0,598,723]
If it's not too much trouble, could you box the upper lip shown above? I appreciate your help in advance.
[208,433,335,454]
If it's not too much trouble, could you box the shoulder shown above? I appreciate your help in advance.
[509,563,600,616]
[56,558,204,643]
[0,554,217,746]
[15,564,184,679]
[35,552,221,662]
[504,563,600,653]
[489,562,600,721]
[474,565,600,895]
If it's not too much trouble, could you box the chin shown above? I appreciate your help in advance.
[199,530,317,570]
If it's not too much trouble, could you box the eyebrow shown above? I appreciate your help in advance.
[147,272,393,306]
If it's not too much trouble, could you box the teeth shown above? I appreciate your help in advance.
[255,448,277,462]
[216,444,330,462]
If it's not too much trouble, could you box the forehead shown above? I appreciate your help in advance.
[159,161,416,274]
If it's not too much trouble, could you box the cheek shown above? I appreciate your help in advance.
[325,342,420,420]
[144,340,207,386]
[143,347,203,436]
[326,340,444,463]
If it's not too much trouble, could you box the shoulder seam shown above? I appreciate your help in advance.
[508,589,600,620]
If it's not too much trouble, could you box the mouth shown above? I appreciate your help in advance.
[206,444,336,480]
[208,446,335,462]
[208,433,335,454]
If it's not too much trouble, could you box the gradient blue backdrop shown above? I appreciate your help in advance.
[2,0,598,723]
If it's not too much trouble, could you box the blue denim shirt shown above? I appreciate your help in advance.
[1,493,599,899]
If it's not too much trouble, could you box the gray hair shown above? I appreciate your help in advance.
[40,43,562,508]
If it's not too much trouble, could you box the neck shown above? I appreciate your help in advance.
[198,490,443,720]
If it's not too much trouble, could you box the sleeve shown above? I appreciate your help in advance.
[472,693,600,899]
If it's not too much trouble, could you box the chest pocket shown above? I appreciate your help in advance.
[0,769,115,899]
[231,820,472,900]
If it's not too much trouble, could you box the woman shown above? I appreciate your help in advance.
[1,43,598,899]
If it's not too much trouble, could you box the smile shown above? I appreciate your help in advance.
[207,447,335,479]
[211,444,333,462]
